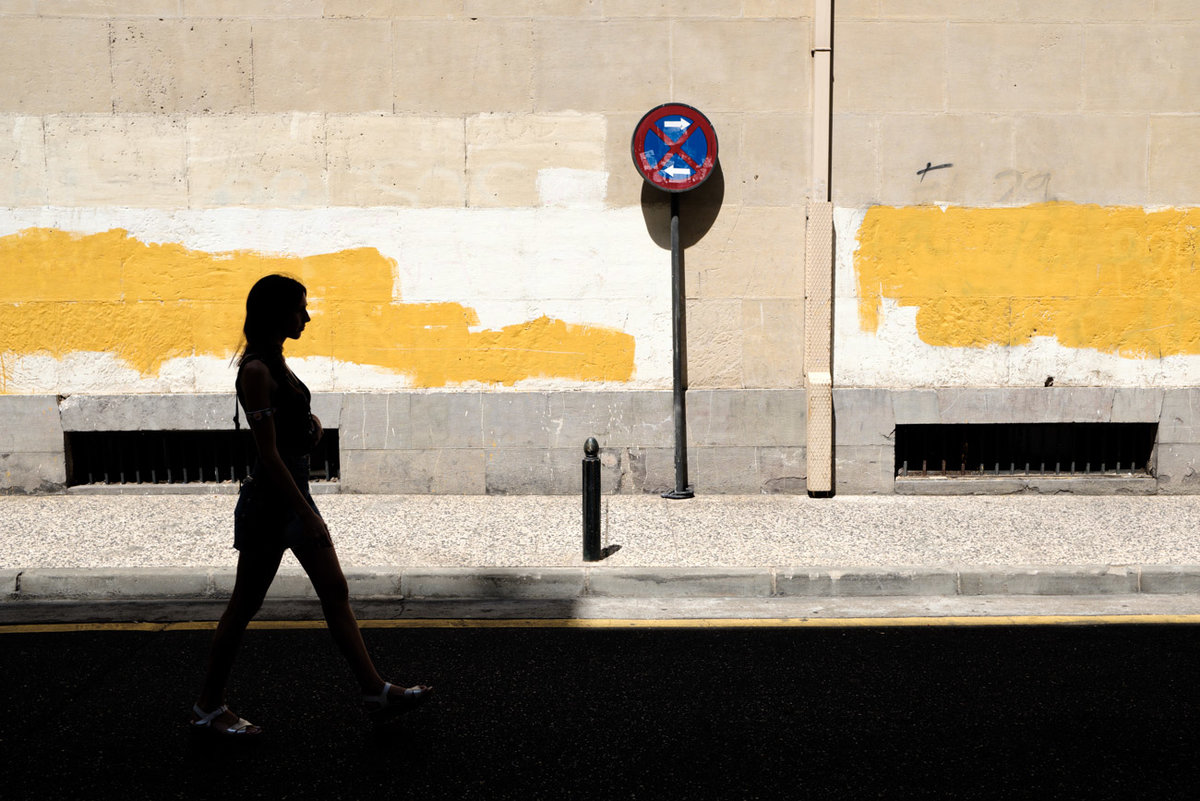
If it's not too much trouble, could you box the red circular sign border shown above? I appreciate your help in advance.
[631,103,718,193]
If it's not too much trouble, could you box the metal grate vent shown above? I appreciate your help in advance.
[895,423,1156,478]
[65,430,340,486]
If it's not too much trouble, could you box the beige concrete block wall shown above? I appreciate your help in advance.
[1011,116,1149,205]
[833,21,946,114]
[326,115,467,207]
[466,113,606,208]
[687,299,743,388]
[947,25,1085,113]
[830,0,1200,493]
[1149,117,1200,204]
[535,19,668,113]
[182,1,323,17]
[253,19,394,113]
[110,20,253,113]
[186,114,328,207]
[1084,24,1200,113]
[324,1,461,18]
[38,1,180,14]
[9,3,1200,495]
[45,116,189,207]
[0,4,812,393]
[671,19,808,113]
[742,298,805,388]
[833,7,1200,209]
[844,2,1166,23]
[742,113,810,207]
[875,115,1013,206]
[745,0,810,18]
[664,17,810,390]
[688,207,805,300]
[0,18,111,112]
[0,117,47,205]
[8,4,1198,395]
[396,19,534,114]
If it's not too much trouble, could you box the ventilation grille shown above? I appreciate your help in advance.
[65,430,340,486]
[895,423,1156,478]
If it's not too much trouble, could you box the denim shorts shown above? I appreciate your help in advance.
[233,456,321,553]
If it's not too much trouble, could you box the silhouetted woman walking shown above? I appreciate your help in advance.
[191,274,430,736]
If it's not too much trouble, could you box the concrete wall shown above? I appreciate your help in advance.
[0,390,806,495]
[4,3,1200,495]
[827,2,1200,494]
[834,386,1182,495]
[0,396,64,493]
[832,2,1199,209]
[0,3,811,493]
[833,2,1200,393]
[338,389,806,495]
[0,3,811,396]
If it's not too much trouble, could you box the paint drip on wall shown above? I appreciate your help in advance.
[0,228,636,392]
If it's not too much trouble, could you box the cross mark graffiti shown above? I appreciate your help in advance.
[917,161,953,181]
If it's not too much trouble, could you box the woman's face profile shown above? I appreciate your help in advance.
[285,293,310,341]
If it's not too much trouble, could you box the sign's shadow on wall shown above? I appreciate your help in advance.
[638,161,725,249]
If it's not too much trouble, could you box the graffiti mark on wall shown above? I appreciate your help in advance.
[995,170,1052,203]
[917,162,953,181]
[855,202,1200,358]
[0,228,636,389]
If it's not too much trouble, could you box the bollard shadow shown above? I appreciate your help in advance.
[639,160,726,250]
[585,544,621,562]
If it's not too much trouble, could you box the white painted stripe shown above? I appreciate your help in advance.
[0,207,673,391]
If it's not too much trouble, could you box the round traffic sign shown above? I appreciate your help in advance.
[631,103,718,193]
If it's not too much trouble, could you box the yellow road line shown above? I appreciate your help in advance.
[4,614,1200,634]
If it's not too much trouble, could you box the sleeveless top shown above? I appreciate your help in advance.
[235,351,315,460]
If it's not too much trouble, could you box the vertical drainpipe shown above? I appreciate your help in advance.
[805,0,835,495]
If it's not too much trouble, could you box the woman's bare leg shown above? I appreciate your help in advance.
[197,547,284,711]
[291,540,386,694]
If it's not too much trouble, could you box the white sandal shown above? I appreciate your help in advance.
[190,703,263,736]
[363,682,432,723]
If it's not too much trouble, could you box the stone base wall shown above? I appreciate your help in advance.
[7,386,1200,496]
[0,390,808,496]
[835,387,1197,495]
[0,396,65,493]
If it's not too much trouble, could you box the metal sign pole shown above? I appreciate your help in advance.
[631,102,716,501]
[664,192,694,499]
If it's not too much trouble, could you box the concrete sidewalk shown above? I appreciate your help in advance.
[3,492,1200,610]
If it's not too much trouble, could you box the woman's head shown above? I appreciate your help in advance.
[239,274,309,361]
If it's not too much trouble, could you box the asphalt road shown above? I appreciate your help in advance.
[2,622,1198,800]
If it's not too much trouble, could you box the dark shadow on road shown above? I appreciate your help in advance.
[4,624,1200,799]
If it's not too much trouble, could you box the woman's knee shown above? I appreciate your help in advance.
[229,548,283,616]
[224,589,266,624]
[295,544,350,604]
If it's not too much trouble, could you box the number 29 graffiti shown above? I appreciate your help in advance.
[995,169,1052,203]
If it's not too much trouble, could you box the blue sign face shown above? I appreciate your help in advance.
[632,104,718,192]
[640,115,710,184]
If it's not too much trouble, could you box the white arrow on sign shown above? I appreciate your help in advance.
[662,119,691,131]
[663,165,693,179]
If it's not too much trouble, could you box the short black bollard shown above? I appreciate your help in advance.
[582,437,602,561]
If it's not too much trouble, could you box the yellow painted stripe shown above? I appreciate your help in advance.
[4,615,1200,635]
[855,203,1200,357]
[0,228,635,389]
